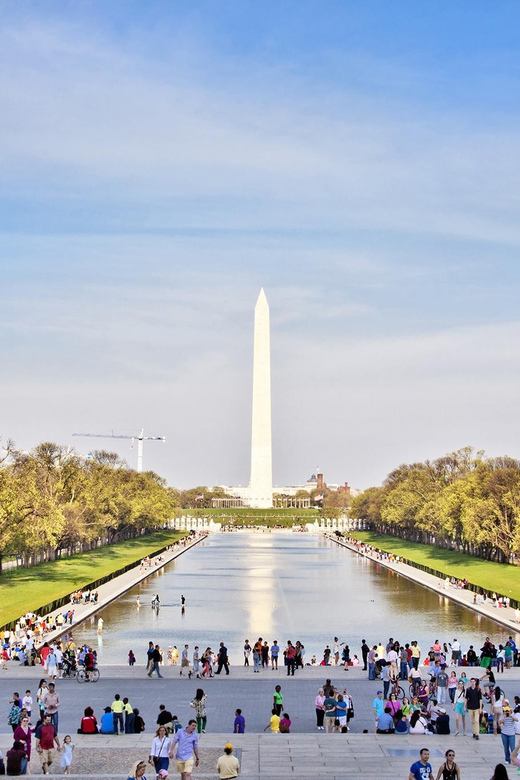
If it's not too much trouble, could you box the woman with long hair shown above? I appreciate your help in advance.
[435,749,461,780]
[453,682,466,737]
[149,725,172,773]
[409,708,428,735]
[190,688,207,733]
[127,760,147,780]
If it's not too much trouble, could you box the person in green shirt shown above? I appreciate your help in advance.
[273,686,283,716]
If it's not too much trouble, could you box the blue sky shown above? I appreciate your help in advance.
[1,1,520,489]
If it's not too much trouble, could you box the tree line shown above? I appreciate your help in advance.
[0,439,178,573]
[349,447,520,563]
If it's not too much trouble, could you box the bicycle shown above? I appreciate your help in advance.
[77,667,100,683]
[390,678,406,700]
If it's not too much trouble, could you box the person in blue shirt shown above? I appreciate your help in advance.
[408,748,433,780]
[270,642,280,670]
[233,709,245,734]
[100,707,115,734]
[376,707,395,734]
[372,691,384,732]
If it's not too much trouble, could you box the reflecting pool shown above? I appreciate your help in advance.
[74,532,517,664]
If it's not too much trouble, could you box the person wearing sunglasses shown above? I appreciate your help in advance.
[435,749,461,780]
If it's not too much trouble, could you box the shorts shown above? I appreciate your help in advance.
[455,702,465,715]
[176,758,194,774]
[40,749,55,766]
[338,715,347,727]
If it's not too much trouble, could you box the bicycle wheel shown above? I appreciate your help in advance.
[396,686,405,700]
[409,684,416,699]
[91,668,100,682]
[76,669,86,683]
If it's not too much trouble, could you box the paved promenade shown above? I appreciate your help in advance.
[1,665,519,778]
[328,534,520,633]
[28,534,206,646]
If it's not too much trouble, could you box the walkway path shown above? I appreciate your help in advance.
[328,534,520,633]
[29,534,206,647]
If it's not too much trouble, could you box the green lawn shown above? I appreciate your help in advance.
[0,530,183,628]
[350,531,520,602]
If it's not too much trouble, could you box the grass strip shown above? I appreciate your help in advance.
[350,531,520,603]
[0,530,183,627]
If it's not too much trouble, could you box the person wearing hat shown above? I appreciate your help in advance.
[435,707,450,735]
[216,744,239,780]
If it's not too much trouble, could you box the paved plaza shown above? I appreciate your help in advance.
[1,664,518,778]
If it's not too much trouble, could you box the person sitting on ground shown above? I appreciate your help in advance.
[78,706,98,734]
[409,709,428,735]
[395,711,409,734]
[6,741,26,776]
[100,707,115,734]
[435,707,450,735]
[133,708,145,733]
[376,707,395,734]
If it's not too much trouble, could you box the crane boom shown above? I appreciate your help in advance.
[72,430,166,472]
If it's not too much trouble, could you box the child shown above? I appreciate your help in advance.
[279,713,291,733]
[234,709,245,734]
[128,650,136,666]
[22,690,33,720]
[61,735,74,774]
[263,709,280,733]
[171,716,182,733]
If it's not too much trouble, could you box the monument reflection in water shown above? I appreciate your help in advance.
[75,533,516,664]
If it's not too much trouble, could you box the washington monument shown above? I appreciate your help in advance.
[249,288,273,508]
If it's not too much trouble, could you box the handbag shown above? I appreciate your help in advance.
[347,707,354,719]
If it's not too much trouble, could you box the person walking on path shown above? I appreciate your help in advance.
[216,743,239,780]
[180,645,190,677]
[35,713,61,775]
[170,720,199,780]
[435,749,460,780]
[42,682,61,733]
[189,689,207,733]
[149,725,172,773]
[270,640,280,670]
[464,678,483,740]
[148,645,163,678]
[498,704,518,764]
[215,643,229,675]
[315,688,325,730]
[243,640,251,667]
[273,685,283,716]
[233,710,245,734]
[263,709,280,733]
[60,735,74,775]
[453,682,467,736]
[13,714,32,772]
[361,639,369,671]
[409,748,433,780]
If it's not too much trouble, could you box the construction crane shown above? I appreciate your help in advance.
[72,429,166,472]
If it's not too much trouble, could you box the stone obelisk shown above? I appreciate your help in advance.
[249,288,273,508]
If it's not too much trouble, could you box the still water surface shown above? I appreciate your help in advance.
[75,532,516,664]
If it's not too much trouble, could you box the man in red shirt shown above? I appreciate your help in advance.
[35,713,61,774]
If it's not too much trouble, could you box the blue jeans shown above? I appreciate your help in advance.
[400,661,408,680]
[368,662,375,680]
[154,757,169,772]
[501,733,515,762]
[50,712,59,733]
[383,680,390,699]
[148,661,163,678]
[125,713,135,733]
[113,712,124,734]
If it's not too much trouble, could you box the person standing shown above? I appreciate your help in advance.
[35,713,61,775]
[409,748,434,780]
[324,691,337,733]
[372,691,384,734]
[435,750,460,780]
[216,743,239,780]
[437,668,448,706]
[270,640,280,670]
[243,640,251,667]
[189,689,207,733]
[13,715,32,771]
[180,645,190,677]
[170,720,199,780]
[112,694,125,734]
[498,704,518,764]
[215,643,229,675]
[123,698,135,734]
[361,640,369,671]
[465,678,483,739]
[273,685,283,716]
[233,709,245,734]
[149,725,172,773]
[42,683,61,733]
[148,645,163,678]
[315,688,325,731]
[285,642,296,676]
